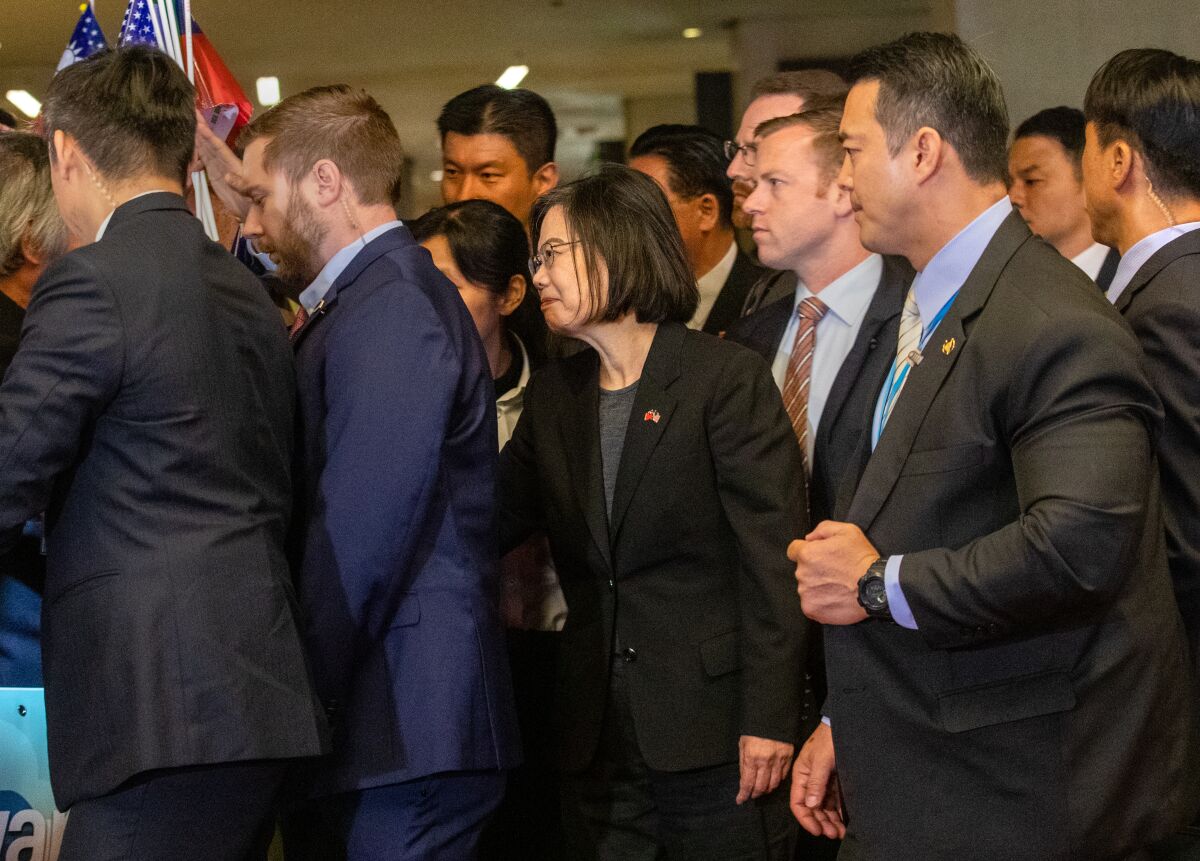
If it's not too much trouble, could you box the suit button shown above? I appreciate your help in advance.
[622,647,637,663]
[607,579,615,591]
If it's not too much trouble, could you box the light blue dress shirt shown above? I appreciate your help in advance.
[771,254,883,468]
[298,220,404,312]
[1105,221,1200,305]
[870,196,1014,630]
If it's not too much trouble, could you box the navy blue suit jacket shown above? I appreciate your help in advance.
[289,224,520,795]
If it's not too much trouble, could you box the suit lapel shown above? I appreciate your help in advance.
[1114,230,1200,313]
[741,293,794,362]
[814,257,910,458]
[557,352,613,571]
[608,324,684,541]
[847,214,1030,532]
[291,226,413,350]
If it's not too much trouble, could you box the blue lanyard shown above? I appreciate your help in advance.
[879,292,958,424]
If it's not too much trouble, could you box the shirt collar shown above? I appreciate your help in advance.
[1070,242,1113,281]
[1106,220,1200,304]
[794,253,882,327]
[94,189,173,242]
[497,333,531,405]
[299,220,403,311]
[696,240,738,296]
[910,196,1013,327]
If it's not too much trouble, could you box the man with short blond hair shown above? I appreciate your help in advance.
[728,70,848,315]
[730,99,909,524]
[222,83,521,860]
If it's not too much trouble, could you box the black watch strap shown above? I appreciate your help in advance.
[857,557,892,619]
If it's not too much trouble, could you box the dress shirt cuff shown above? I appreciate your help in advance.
[884,554,918,629]
[821,715,831,727]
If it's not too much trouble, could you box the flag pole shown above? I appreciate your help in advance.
[184,0,194,86]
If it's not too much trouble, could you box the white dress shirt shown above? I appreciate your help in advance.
[770,254,883,467]
[95,190,174,242]
[1070,242,1112,282]
[688,240,738,330]
[1106,221,1200,304]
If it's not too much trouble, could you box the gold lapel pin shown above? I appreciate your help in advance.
[942,337,956,355]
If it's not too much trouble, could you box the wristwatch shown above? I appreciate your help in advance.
[857,557,892,619]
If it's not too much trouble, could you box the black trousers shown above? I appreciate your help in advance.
[57,760,286,861]
[561,655,796,861]
[478,628,566,860]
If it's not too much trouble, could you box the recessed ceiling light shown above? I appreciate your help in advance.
[495,65,529,90]
[682,27,702,39]
[256,76,281,107]
[5,90,40,118]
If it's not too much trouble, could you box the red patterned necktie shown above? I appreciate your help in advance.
[781,296,829,475]
[288,305,309,341]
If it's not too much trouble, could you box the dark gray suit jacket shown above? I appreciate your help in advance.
[0,193,327,809]
[1113,228,1200,676]
[725,255,911,524]
[829,212,1198,859]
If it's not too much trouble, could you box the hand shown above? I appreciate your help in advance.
[736,735,794,804]
[790,723,846,839]
[788,520,878,625]
[194,110,252,221]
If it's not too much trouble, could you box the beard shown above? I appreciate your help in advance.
[269,193,328,291]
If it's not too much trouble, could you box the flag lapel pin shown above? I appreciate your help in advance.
[643,409,661,424]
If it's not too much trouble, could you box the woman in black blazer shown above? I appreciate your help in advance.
[499,164,809,860]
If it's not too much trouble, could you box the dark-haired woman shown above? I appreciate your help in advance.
[411,199,568,859]
[498,164,809,860]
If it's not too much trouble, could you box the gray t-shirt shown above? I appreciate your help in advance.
[599,381,640,519]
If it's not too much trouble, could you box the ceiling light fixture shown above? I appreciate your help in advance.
[495,65,529,90]
[682,27,702,39]
[256,76,281,107]
[5,90,40,118]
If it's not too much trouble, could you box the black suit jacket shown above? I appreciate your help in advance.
[700,249,764,336]
[0,292,44,687]
[828,212,1198,859]
[726,255,912,523]
[1113,228,1200,674]
[499,323,808,773]
[0,194,327,809]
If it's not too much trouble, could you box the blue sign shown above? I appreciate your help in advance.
[0,689,65,860]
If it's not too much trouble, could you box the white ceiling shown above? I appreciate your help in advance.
[1,1,937,214]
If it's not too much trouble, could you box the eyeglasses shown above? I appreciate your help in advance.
[723,140,757,166]
[529,240,580,277]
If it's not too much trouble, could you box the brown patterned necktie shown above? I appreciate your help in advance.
[781,296,829,475]
[288,305,309,341]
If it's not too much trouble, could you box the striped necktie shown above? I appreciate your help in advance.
[781,296,829,475]
[880,287,922,430]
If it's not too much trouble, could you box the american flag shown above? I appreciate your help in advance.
[57,3,109,72]
[118,0,176,50]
